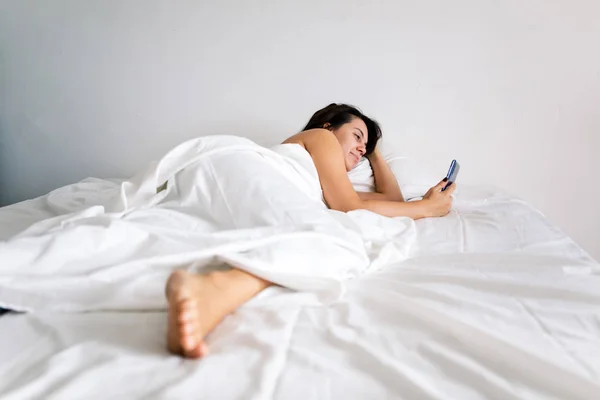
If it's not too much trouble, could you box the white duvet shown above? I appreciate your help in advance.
[0,135,415,312]
[0,136,599,400]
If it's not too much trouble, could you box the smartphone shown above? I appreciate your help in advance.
[442,160,460,191]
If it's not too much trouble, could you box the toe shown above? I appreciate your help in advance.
[182,334,194,350]
[178,301,194,322]
[186,341,207,359]
[181,321,195,335]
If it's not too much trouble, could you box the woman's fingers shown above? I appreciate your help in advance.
[444,182,456,195]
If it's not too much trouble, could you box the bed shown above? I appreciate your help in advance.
[0,136,598,399]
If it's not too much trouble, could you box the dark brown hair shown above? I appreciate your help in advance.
[302,103,382,155]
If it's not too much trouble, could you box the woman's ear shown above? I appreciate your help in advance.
[323,122,333,131]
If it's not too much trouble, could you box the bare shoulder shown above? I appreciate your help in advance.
[282,129,339,151]
[284,131,357,212]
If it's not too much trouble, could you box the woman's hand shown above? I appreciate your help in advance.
[422,179,456,217]
[364,146,404,202]
[366,146,382,161]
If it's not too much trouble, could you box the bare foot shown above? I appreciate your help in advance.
[165,270,232,358]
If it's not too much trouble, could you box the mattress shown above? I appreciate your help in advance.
[0,138,598,399]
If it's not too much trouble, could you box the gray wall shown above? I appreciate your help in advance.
[1,0,599,259]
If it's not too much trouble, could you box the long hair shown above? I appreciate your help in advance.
[302,103,382,155]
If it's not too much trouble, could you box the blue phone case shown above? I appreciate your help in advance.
[442,160,460,191]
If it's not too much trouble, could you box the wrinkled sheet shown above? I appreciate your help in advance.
[1,252,599,400]
[1,140,599,399]
[0,136,415,312]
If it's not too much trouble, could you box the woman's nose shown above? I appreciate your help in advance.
[357,144,366,155]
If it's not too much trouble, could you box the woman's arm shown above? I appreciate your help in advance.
[303,129,454,219]
[357,147,404,202]
[360,179,453,218]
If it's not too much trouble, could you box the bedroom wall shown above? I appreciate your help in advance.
[0,0,598,260]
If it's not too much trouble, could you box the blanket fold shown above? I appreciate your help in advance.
[0,136,415,312]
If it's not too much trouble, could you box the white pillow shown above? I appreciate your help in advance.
[348,155,438,200]
[347,158,376,192]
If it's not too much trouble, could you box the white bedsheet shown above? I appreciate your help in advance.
[0,137,599,399]
[0,136,415,312]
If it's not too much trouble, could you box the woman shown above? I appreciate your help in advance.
[166,103,455,358]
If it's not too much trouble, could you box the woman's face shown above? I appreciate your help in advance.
[328,117,368,171]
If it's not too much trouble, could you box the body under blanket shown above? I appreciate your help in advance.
[0,135,415,312]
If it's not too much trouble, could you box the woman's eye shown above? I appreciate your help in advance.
[354,134,360,140]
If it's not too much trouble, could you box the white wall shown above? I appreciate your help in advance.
[1,0,598,260]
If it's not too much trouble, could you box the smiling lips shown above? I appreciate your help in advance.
[350,152,360,164]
